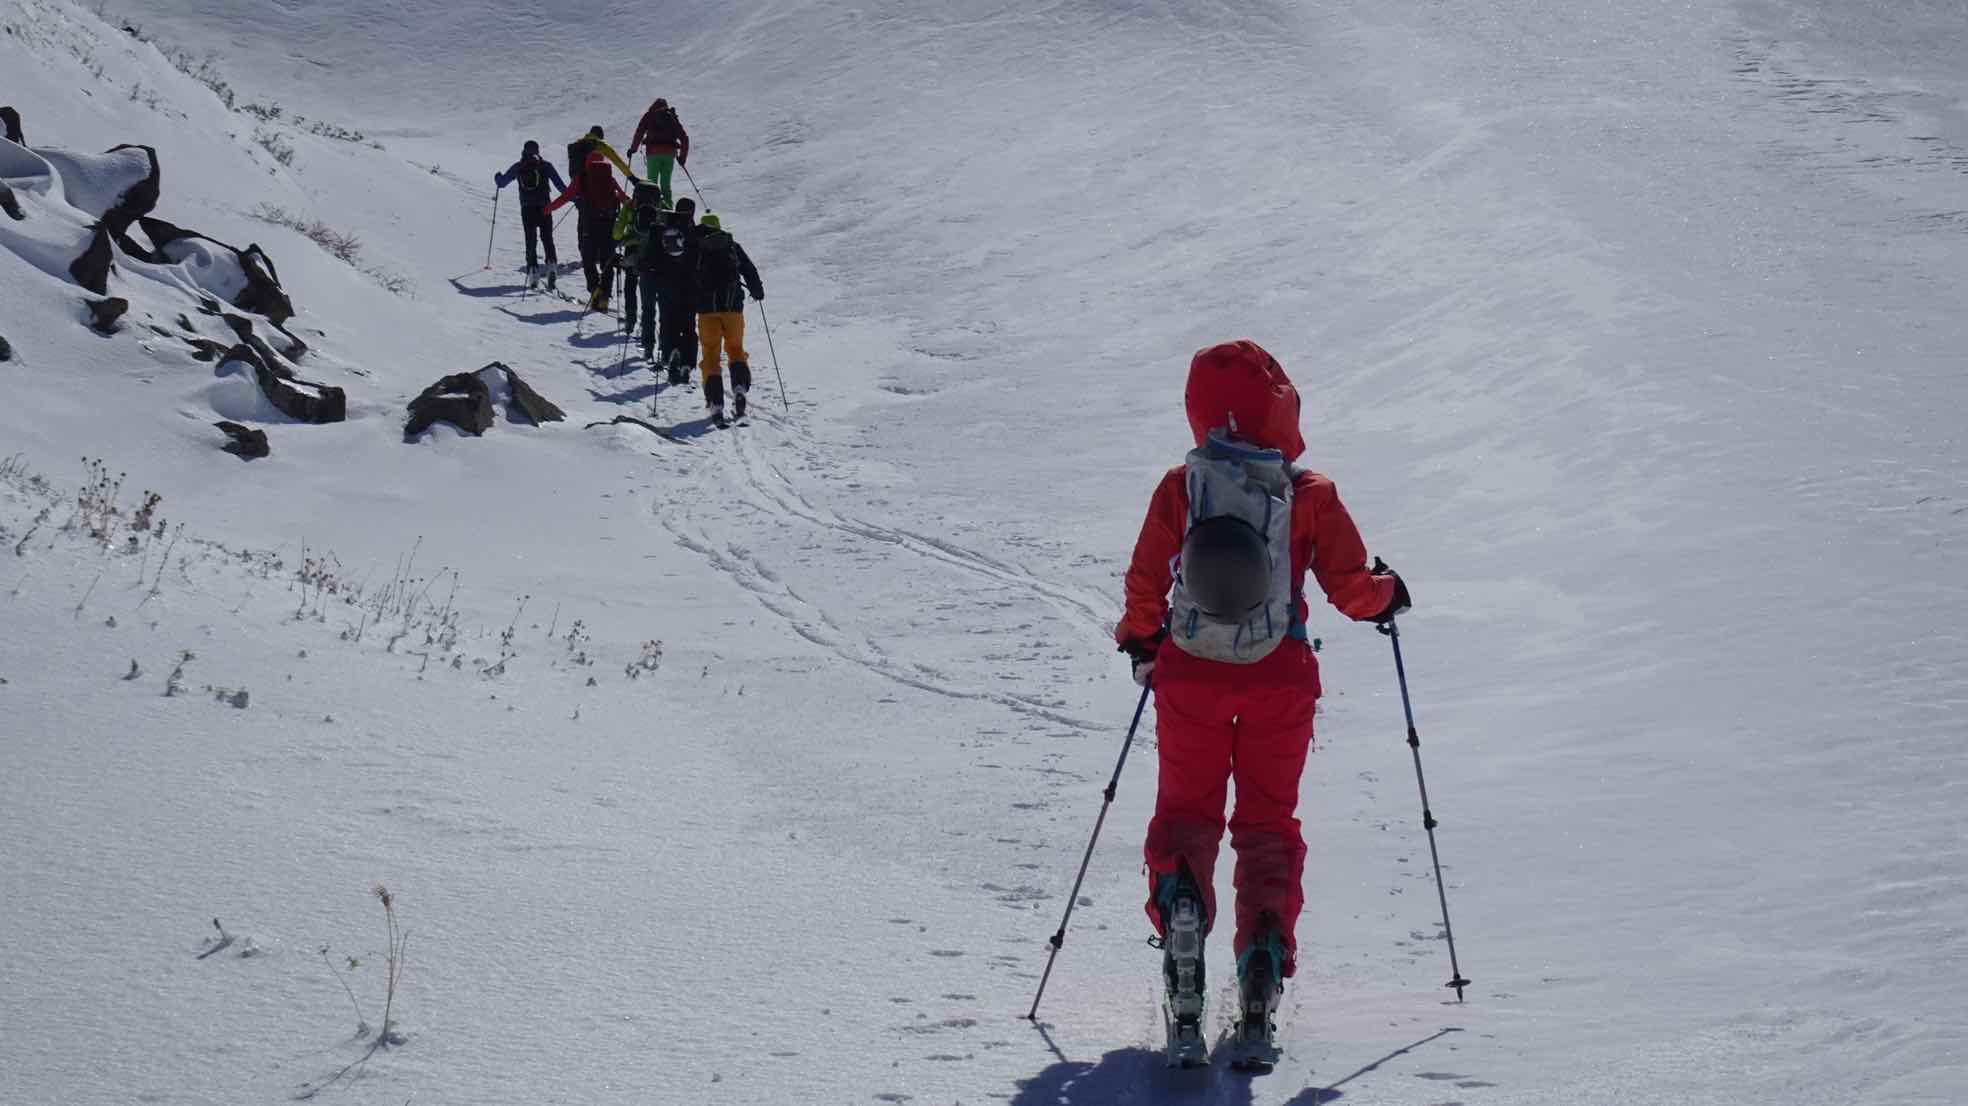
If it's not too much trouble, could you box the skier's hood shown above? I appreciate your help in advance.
[1184,340,1305,460]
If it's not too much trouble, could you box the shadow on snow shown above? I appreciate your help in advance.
[1010,1026,1465,1105]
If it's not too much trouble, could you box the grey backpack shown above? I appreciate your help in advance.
[1168,431,1297,664]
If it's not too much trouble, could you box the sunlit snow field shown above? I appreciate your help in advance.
[2,0,1964,1102]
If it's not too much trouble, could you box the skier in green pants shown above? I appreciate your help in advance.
[627,98,690,208]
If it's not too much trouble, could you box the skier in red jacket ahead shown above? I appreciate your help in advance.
[1114,339,1410,1069]
[544,135,631,308]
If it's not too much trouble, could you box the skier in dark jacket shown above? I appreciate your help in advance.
[544,139,631,309]
[636,195,700,379]
[692,213,763,426]
[492,140,566,288]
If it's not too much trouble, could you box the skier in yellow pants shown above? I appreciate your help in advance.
[692,214,764,427]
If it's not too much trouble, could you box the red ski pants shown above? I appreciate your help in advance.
[1144,640,1319,976]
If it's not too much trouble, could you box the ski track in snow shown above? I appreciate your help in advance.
[651,404,1112,734]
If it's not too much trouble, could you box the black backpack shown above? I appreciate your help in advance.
[698,229,740,286]
[518,160,545,192]
[660,220,692,259]
[565,138,593,181]
[631,183,665,232]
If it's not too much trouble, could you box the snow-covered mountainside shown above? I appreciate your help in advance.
[3,0,1965,1101]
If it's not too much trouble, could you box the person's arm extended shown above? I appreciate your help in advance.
[591,140,639,182]
[1302,474,1396,621]
[1116,469,1184,648]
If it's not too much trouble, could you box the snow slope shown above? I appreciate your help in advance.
[3,0,1967,1102]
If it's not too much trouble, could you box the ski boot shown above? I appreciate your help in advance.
[665,349,688,387]
[731,360,751,420]
[545,267,557,292]
[1229,927,1285,1071]
[1156,871,1208,1069]
[705,375,729,429]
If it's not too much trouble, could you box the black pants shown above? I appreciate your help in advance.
[520,205,557,271]
[638,273,659,349]
[651,285,697,368]
[578,207,617,294]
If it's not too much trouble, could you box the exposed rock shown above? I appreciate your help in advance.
[0,106,21,145]
[100,145,160,239]
[219,342,346,424]
[185,336,231,362]
[234,244,293,325]
[488,362,566,425]
[0,334,12,362]
[273,325,309,361]
[221,312,291,371]
[0,180,21,221]
[127,218,294,325]
[69,225,114,293]
[86,297,129,333]
[404,364,567,439]
[214,421,269,459]
[405,372,495,437]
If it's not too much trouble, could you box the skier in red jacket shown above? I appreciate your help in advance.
[626,98,689,209]
[1115,339,1409,1067]
[544,141,631,308]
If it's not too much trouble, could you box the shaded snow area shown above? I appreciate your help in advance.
[3,0,1967,1102]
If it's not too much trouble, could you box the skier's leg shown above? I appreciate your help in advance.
[521,206,541,273]
[1226,647,1319,977]
[541,209,559,267]
[699,313,725,398]
[639,274,658,354]
[657,293,682,365]
[1143,651,1234,937]
[578,213,600,292]
[654,155,675,207]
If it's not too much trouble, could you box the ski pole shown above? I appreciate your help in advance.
[1379,617,1471,1002]
[616,269,633,377]
[1025,679,1153,1022]
[756,300,789,411]
[484,190,500,270]
[680,161,711,211]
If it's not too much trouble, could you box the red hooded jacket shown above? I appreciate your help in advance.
[1115,340,1394,651]
[543,151,628,215]
[629,105,689,161]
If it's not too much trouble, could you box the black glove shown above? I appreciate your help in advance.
[750,287,764,302]
[1370,557,1412,624]
[1119,632,1164,687]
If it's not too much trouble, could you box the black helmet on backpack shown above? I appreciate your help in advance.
[631,182,665,231]
[1179,516,1271,623]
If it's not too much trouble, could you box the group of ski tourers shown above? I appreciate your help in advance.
[494,99,764,426]
[500,109,1417,1073]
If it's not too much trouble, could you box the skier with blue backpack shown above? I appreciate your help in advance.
[492,140,566,289]
[1114,340,1410,1070]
